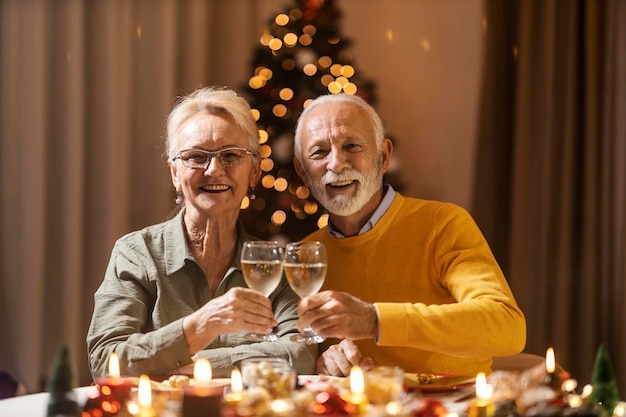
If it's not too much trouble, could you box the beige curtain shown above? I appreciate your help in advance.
[475,0,626,388]
[0,0,259,391]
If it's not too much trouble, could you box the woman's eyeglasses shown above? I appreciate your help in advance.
[172,147,255,168]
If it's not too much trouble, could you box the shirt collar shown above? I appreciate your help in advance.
[328,184,396,238]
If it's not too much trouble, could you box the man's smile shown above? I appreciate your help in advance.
[327,180,355,188]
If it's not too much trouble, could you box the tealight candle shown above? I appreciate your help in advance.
[183,359,224,417]
[136,375,157,417]
[193,358,213,387]
[467,372,495,417]
[96,352,134,405]
[544,347,562,390]
[224,369,244,404]
[340,366,368,415]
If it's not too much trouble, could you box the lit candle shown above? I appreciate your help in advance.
[224,369,244,403]
[109,352,121,377]
[96,352,134,404]
[193,358,213,386]
[544,347,562,390]
[546,347,556,374]
[467,373,495,417]
[135,375,156,417]
[183,359,224,417]
[342,366,368,414]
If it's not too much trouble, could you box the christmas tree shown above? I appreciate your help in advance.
[46,344,80,417]
[240,0,401,241]
[590,345,620,417]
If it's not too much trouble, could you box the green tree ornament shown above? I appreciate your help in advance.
[46,344,80,417]
[590,345,620,417]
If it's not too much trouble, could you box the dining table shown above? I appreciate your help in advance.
[0,353,546,417]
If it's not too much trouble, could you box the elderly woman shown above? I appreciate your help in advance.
[87,86,316,379]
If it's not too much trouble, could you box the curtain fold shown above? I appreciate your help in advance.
[475,0,626,388]
[0,0,224,390]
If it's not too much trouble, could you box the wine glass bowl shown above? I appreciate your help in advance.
[284,241,327,344]
[240,241,285,342]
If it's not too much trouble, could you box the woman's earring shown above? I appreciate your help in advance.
[250,187,256,200]
[175,191,183,205]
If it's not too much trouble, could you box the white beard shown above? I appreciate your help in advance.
[305,156,383,216]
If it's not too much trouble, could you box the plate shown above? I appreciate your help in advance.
[404,373,475,393]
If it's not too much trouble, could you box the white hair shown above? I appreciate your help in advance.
[293,94,384,164]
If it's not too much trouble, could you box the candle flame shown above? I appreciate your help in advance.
[108,352,120,378]
[194,358,212,385]
[546,347,556,373]
[138,375,152,408]
[475,372,493,400]
[231,369,243,392]
[350,366,365,395]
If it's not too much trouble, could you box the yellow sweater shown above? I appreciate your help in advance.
[305,193,526,376]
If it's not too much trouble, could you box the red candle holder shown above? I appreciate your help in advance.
[96,376,135,405]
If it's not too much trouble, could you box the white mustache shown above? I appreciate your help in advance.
[320,169,363,185]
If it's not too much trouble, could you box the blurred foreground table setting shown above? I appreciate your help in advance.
[1,347,624,417]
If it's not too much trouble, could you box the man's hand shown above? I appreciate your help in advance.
[297,290,378,340]
[316,340,374,376]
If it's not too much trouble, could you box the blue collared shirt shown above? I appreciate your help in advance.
[328,185,396,238]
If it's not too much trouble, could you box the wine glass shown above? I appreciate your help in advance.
[284,241,327,344]
[240,240,285,342]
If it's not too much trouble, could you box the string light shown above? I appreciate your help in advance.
[303,64,317,76]
[275,14,289,26]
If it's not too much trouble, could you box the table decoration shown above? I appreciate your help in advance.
[46,344,80,417]
[467,372,495,417]
[96,352,135,405]
[339,366,368,415]
[182,359,225,417]
[544,348,564,391]
[223,369,245,405]
[125,375,157,417]
[590,345,621,417]
[241,358,296,399]
[74,345,624,417]
[363,366,404,406]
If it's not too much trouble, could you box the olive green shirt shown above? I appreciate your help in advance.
[86,210,317,380]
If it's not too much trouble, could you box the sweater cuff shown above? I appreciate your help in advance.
[373,303,409,346]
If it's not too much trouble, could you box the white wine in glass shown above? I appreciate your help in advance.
[240,241,284,342]
[284,241,327,344]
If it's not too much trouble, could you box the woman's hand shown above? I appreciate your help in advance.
[183,287,277,354]
[316,339,374,376]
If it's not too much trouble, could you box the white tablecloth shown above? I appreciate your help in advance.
[0,386,98,416]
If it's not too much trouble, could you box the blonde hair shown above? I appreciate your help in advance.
[165,86,259,159]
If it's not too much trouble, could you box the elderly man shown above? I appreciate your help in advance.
[292,93,526,377]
